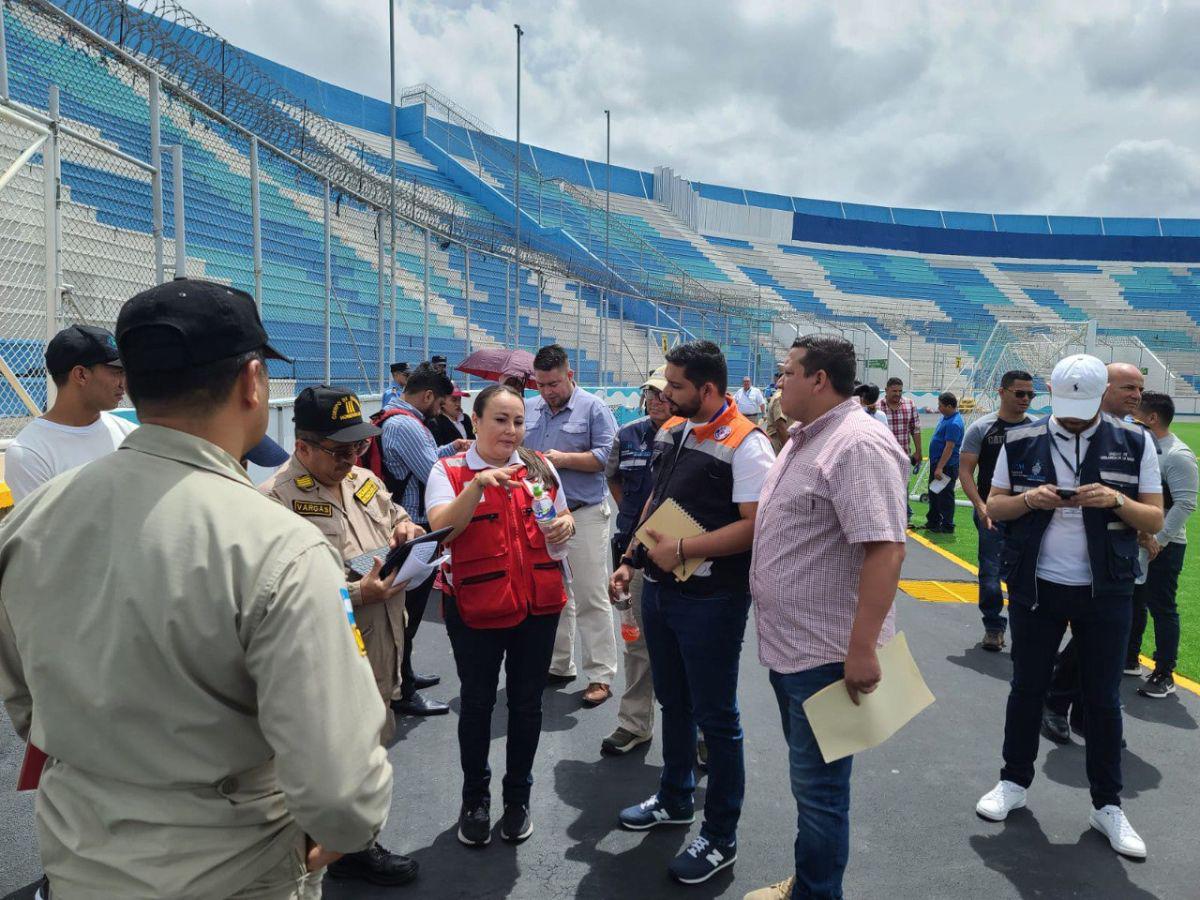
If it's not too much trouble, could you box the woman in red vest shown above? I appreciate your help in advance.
[426,383,574,849]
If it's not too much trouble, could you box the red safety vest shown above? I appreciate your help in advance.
[441,453,568,629]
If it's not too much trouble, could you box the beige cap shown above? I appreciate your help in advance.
[642,365,668,392]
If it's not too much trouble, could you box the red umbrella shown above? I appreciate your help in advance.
[456,348,538,389]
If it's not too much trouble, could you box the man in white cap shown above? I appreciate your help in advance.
[974,354,1162,859]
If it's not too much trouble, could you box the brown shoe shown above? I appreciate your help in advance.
[582,682,612,707]
[981,630,1005,652]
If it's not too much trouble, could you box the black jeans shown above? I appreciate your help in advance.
[400,569,437,699]
[925,463,958,530]
[1128,541,1185,673]
[1002,581,1132,809]
[444,596,560,806]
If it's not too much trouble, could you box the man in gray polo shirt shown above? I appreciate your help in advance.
[524,344,619,707]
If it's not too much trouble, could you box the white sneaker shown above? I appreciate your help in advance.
[1089,805,1147,859]
[975,780,1027,821]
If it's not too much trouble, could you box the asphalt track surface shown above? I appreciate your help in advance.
[3,536,1199,899]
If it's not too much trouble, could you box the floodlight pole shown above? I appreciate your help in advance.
[513,23,523,350]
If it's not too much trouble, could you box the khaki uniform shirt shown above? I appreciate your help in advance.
[260,457,411,743]
[0,425,391,899]
[764,394,795,455]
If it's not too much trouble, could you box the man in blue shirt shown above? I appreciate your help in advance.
[380,362,408,410]
[524,344,619,707]
[925,391,964,533]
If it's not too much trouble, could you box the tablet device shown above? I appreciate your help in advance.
[380,527,453,579]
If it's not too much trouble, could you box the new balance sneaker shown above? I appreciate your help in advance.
[457,799,491,846]
[601,727,651,756]
[500,803,533,843]
[975,780,1027,822]
[618,794,695,830]
[1138,669,1176,699]
[744,877,795,900]
[668,834,737,884]
[1089,805,1147,859]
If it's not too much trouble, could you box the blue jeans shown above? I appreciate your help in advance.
[1002,582,1132,809]
[770,665,852,900]
[640,579,750,845]
[975,512,1007,633]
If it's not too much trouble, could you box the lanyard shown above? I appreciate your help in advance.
[1049,425,1082,486]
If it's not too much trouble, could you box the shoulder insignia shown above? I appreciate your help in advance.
[354,480,379,506]
[713,425,732,441]
[294,474,315,491]
[340,587,368,657]
[347,471,358,481]
[293,500,333,517]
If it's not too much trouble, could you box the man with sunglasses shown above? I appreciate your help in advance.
[261,385,424,888]
[959,370,1034,651]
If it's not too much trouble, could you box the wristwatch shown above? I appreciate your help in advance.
[620,554,639,570]
[1113,492,1125,509]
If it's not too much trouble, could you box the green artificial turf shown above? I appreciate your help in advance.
[908,422,1200,682]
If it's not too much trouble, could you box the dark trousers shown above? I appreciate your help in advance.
[1002,581,1131,809]
[770,664,852,900]
[1128,541,1185,673]
[444,597,560,806]
[1045,637,1080,717]
[925,463,958,530]
[975,513,1007,633]
[400,569,437,699]
[641,579,750,845]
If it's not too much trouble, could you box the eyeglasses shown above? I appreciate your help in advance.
[1007,389,1035,399]
[304,439,369,461]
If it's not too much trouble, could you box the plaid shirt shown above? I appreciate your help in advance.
[750,398,909,674]
[882,396,920,454]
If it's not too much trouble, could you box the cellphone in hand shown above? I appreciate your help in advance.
[1056,487,1077,500]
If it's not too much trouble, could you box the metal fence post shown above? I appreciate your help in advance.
[148,72,163,284]
[574,281,582,375]
[505,260,512,348]
[389,217,397,372]
[618,294,625,384]
[250,136,262,307]
[536,272,543,350]
[599,290,606,388]
[0,6,9,101]
[43,85,61,407]
[323,178,331,383]
[422,227,430,361]
[171,144,186,277]
[514,263,521,350]
[464,247,472,389]
[376,209,386,392]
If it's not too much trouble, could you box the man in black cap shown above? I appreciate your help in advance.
[5,324,135,502]
[261,384,424,887]
[430,354,448,375]
[382,362,409,410]
[0,278,395,897]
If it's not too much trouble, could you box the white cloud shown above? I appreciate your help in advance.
[176,0,1200,218]
[1083,139,1200,218]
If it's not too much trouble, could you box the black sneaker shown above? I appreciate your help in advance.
[457,799,491,846]
[1041,710,1070,744]
[1138,669,1176,699]
[1123,657,1143,676]
[500,803,533,843]
[667,834,737,884]
[327,843,419,886]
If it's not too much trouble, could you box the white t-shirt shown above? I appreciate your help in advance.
[5,412,137,502]
[992,417,1161,585]
[733,387,765,415]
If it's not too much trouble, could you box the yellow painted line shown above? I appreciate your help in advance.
[906,528,980,576]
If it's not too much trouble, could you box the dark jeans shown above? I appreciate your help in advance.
[1128,541,1185,673]
[975,513,1007,633]
[400,569,437,699]
[641,578,750,845]
[770,664,852,900]
[443,597,560,806]
[925,463,958,530]
[1002,581,1132,809]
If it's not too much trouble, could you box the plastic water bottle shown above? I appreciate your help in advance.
[531,481,556,530]
[614,592,640,643]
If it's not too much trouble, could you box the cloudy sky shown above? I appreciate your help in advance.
[181,0,1200,218]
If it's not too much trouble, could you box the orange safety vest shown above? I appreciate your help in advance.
[441,453,568,629]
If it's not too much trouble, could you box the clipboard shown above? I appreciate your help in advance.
[634,498,708,581]
[344,527,453,580]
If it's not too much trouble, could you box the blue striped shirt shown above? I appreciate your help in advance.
[380,398,457,524]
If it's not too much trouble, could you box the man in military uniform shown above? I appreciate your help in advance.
[261,385,423,886]
[0,279,393,899]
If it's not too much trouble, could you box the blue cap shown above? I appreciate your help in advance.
[244,435,289,468]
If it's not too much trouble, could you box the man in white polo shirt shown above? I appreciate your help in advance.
[5,325,134,502]
[733,375,766,424]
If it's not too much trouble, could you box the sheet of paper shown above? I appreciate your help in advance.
[801,632,935,764]
[392,541,448,587]
[927,474,951,494]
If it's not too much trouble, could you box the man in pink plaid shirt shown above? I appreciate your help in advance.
[882,376,923,523]
[744,336,909,900]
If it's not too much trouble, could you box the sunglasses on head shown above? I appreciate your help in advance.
[1007,389,1035,399]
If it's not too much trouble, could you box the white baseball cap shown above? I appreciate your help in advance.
[1050,354,1107,420]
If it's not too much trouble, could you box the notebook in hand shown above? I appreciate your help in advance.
[634,498,708,582]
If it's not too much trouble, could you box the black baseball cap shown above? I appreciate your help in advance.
[294,385,381,442]
[431,354,447,365]
[116,278,290,374]
[44,325,122,376]
[390,362,409,374]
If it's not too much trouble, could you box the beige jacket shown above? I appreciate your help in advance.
[0,425,391,899]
